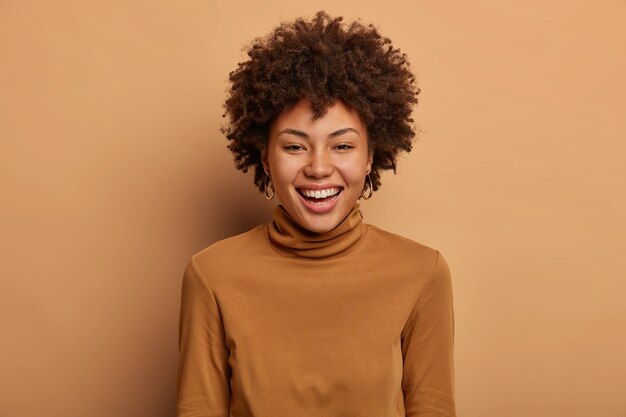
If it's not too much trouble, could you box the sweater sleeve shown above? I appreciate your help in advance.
[401,250,456,416]
[177,257,231,417]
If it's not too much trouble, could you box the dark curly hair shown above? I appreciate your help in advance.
[221,11,420,193]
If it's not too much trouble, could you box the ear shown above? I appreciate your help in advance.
[366,149,373,175]
[261,148,270,175]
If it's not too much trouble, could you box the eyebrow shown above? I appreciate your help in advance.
[276,127,360,139]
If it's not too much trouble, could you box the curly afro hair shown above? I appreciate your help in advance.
[221,10,420,193]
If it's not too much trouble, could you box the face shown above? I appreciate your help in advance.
[263,97,373,233]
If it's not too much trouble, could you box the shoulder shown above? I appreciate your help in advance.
[188,224,269,281]
[365,223,439,258]
[195,224,267,257]
[363,223,444,274]
[364,224,453,306]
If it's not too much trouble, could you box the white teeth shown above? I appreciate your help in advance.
[301,188,340,198]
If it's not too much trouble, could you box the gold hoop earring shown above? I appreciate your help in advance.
[360,174,373,200]
[264,171,275,200]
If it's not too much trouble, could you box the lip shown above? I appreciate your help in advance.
[295,187,342,214]
[295,184,344,191]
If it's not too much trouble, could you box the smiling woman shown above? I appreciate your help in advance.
[177,10,456,417]
[265,97,372,233]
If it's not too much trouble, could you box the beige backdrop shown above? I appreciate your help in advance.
[1,1,625,416]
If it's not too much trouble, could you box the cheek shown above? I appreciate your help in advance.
[268,157,299,189]
[336,157,369,186]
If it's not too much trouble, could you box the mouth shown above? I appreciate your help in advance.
[296,187,343,206]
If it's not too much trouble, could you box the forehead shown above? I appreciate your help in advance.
[270,97,366,135]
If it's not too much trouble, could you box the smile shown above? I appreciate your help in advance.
[296,187,343,208]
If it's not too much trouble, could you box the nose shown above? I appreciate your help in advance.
[303,149,334,178]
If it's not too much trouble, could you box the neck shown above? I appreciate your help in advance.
[267,204,365,258]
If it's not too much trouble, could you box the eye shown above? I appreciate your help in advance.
[334,143,354,151]
[284,144,305,152]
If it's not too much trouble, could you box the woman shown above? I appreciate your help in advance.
[177,11,456,417]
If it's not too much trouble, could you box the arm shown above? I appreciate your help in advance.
[401,250,456,416]
[177,257,231,417]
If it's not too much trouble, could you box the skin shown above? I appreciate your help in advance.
[263,97,373,233]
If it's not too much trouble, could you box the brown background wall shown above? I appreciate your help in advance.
[1,1,624,416]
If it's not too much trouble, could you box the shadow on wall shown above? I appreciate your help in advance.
[214,185,275,241]
[199,134,276,248]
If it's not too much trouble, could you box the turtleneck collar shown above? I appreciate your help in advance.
[267,204,366,259]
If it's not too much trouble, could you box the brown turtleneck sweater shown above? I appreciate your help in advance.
[177,204,456,416]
